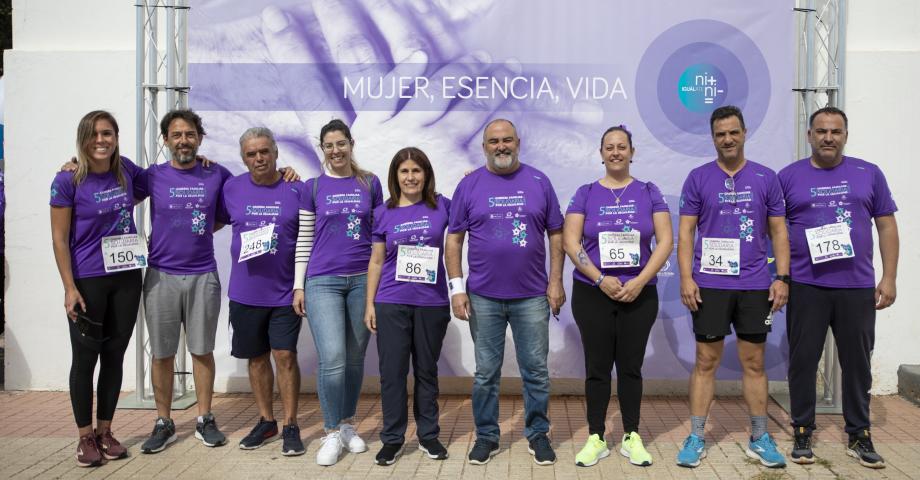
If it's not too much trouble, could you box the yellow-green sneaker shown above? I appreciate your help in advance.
[620,432,652,466]
[575,434,609,467]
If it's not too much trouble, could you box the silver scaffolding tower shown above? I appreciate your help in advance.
[772,0,847,415]
[119,0,195,410]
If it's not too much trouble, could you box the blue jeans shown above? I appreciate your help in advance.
[306,274,371,430]
[469,293,551,442]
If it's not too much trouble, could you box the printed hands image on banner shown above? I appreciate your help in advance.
[190,0,794,380]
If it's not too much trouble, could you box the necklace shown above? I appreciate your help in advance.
[608,178,633,205]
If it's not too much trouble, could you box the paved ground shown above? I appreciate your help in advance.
[1,390,918,479]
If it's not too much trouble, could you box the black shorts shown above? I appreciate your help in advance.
[692,288,772,340]
[229,301,302,358]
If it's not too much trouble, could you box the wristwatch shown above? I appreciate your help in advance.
[775,274,791,284]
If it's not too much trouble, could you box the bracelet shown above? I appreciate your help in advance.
[449,277,466,296]
[775,274,791,285]
[594,273,606,287]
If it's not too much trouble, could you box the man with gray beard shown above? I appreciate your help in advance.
[446,119,565,466]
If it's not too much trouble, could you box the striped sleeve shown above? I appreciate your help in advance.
[293,209,315,289]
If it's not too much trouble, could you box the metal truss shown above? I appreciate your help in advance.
[120,0,194,410]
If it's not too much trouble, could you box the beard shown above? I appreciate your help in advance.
[172,148,197,164]
[490,151,516,170]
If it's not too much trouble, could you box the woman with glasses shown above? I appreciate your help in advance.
[563,125,673,468]
[293,119,383,466]
[50,110,144,467]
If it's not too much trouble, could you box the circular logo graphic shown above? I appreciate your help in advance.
[636,20,771,157]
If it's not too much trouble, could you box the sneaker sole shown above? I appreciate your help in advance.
[75,455,104,467]
[619,447,652,466]
[141,433,177,454]
[282,447,306,457]
[745,448,786,468]
[347,442,368,454]
[101,449,129,460]
[527,446,557,466]
[195,430,228,448]
[238,433,280,450]
[846,448,886,469]
[575,448,609,467]
[316,451,344,466]
[419,444,449,460]
[376,445,405,466]
[789,451,815,465]
[468,448,499,465]
[676,449,706,468]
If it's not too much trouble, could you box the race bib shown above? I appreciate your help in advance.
[395,245,439,284]
[805,223,854,264]
[598,230,641,269]
[700,237,740,275]
[101,234,148,273]
[238,224,275,263]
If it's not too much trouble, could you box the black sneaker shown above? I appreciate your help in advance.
[847,430,885,469]
[419,438,449,460]
[281,424,305,456]
[195,413,228,447]
[141,417,177,454]
[375,443,404,466]
[790,426,814,464]
[239,417,279,450]
[467,438,500,465]
[528,433,556,465]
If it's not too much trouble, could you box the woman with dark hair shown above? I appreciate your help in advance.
[50,110,144,467]
[563,125,673,468]
[363,147,451,466]
[292,119,383,466]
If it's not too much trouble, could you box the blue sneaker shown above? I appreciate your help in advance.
[746,433,786,468]
[676,434,706,467]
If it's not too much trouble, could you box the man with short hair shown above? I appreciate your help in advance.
[780,106,898,469]
[676,105,790,469]
[222,127,308,456]
[138,109,233,453]
[445,119,565,466]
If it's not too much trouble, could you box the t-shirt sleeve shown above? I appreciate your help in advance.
[679,170,701,216]
[303,177,317,213]
[133,166,151,201]
[50,172,75,207]
[870,165,898,216]
[447,178,470,234]
[647,182,670,213]
[565,184,589,215]
[765,172,786,217]
[371,175,384,209]
[542,176,564,231]
[215,166,234,224]
[371,205,387,244]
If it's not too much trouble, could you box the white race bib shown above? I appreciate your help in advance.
[395,245,439,284]
[805,223,854,264]
[700,237,740,275]
[101,234,148,273]
[238,224,275,263]
[598,230,641,269]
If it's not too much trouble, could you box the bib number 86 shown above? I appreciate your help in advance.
[404,262,422,275]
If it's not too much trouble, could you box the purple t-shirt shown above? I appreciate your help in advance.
[679,160,785,290]
[49,157,143,279]
[372,195,451,307]
[449,163,564,299]
[304,174,384,277]
[222,175,308,307]
[135,162,233,275]
[778,156,897,288]
[566,179,670,286]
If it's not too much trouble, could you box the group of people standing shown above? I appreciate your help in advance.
[50,104,898,472]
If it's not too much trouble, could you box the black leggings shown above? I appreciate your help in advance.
[68,270,142,428]
[572,281,657,436]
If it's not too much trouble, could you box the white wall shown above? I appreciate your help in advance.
[3,0,919,394]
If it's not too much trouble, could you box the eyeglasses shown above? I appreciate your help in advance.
[321,140,351,152]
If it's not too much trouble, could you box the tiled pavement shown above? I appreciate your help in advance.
[1,391,919,479]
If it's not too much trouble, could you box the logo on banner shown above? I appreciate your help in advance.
[678,63,726,112]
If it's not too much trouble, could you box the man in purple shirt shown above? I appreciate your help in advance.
[445,119,565,466]
[137,110,233,454]
[676,106,790,469]
[780,107,898,469]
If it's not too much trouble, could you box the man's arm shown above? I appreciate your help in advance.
[767,215,790,312]
[678,215,702,312]
[546,228,565,316]
[445,231,470,320]
[875,214,899,309]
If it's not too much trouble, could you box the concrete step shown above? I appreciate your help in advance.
[899,364,920,406]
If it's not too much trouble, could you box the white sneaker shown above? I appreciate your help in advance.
[339,423,368,453]
[316,431,344,466]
